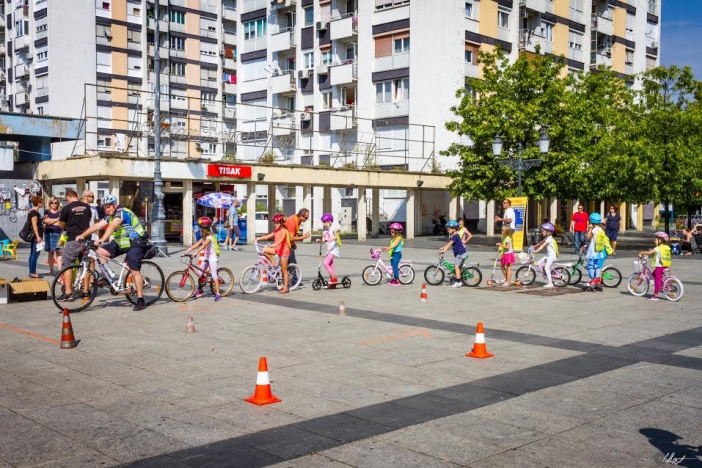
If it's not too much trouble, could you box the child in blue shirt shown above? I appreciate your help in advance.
[439,220,467,288]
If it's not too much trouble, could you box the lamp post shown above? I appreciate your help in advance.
[151,9,167,255]
[492,128,550,196]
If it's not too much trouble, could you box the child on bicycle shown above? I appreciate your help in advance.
[257,213,291,294]
[496,225,515,286]
[439,220,468,288]
[381,222,404,286]
[639,231,671,301]
[316,213,341,289]
[585,213,608,291]
[532,222,558,288]
[184,217,222,301]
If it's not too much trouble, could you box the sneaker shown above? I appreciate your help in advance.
[648,296,659,301]
[499,282,509,287]
[452,281,462,288]
[495,279,505,284]
[389,279,400,286]
[330,277,338,284]
[133,298,146,311]
[58,293,75,302]
[232,247,241,251]
[542,283,554,289]
[194,289,204,299]
[214,294,222,302]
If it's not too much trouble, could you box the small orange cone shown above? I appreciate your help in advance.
[466,322,493,359]
[261,268,268,285]
[60,308,78,349]
[420,283,428,303]
[338,301,346,316]
[185,315,196,333]
[245,357,281,406]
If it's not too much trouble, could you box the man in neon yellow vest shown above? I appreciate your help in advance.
[77,195,149,311]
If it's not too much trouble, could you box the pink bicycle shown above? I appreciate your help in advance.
[626,255,684,301]
[361,249,415,285]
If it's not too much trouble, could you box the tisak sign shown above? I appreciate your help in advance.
[207,165,253,178]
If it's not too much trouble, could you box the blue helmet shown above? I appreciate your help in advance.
[446,220,459,228]
[589,213,602,224]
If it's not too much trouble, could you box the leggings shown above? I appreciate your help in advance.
[323,253,336,278]
[587,258,605,280]
[391,252,402,280]
[200,258,219,283]
[653,266,664,296]
[537,256,554,283]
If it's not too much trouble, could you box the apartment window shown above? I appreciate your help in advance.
[170,10,185,24]
[37,107,44,115]
[570,0,583,12]
[394,37,409,54]
[626,13,635,38]
[127,29,140,43]
[202,92,215,103]
[127,56,141,70]
[98,136,112,148]
[543,21,554,42]
[132,7,141,16]
[37,51,47,61]
[646,56,655,71]
[203,143,216,154]
[568,30,583,53]
[375,78,409,104]
[224,94,236,106]
[96,24,112,39]
[15,20,29,36]
[170,36,185,50]
[243,18,267,40]
[321,50,332,66]
[169,62,185,75]
[97,51,111,72]
[464,2,473,18]
[625,49,634,65]
[497,9,509,29]
[303,51,314,69]
[647,0,656,14]
[304,6,313,26]
[320,91,332,110]
[36,21,47,33]
[101,2,110,10]
[376,81,391,103]
[464,44,478,65]
[127,82,140,96]
[97,79,111,94]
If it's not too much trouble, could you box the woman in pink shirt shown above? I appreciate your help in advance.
[257,213,291,293]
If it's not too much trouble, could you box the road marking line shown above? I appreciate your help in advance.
[0,323,61,345]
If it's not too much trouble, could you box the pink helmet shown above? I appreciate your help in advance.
[272,213,285,223]
[389,222,403,231]
[654,231,669,241]
[321,213,333,222]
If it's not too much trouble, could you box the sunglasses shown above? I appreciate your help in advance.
[49,202,58,205]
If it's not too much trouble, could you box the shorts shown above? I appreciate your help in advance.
[62,241,83,266]
[500,252,515,265]
[230,224,241,237]
[605,229,618,241]
[44,231,62,252]
[455,253,468,265]
[102,240,147,271]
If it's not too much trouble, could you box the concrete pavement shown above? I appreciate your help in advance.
[1,238,701,467]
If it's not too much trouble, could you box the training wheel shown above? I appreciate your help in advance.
[312,279,323,290]
[342,277,352,288]
[486,280,494,286]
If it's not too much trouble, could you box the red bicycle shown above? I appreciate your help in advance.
[165,254,235,301]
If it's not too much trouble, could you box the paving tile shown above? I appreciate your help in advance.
[470,367,579,395]
[170,442,284,468]
[293,412,390,443]
[267,453,353,468]
[200,400,305,432]
[237,425,340,460]
[321,438,461,468]
[345,401,435,429]
[431,412,547,449]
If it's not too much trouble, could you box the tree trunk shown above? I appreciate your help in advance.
[664,200,670,234]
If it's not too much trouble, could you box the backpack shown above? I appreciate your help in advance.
[595,230,614,256]
[209,234,221,256]
[659,245,672,267]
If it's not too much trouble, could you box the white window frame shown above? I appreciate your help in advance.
[169,62,186,76]
[37,51,48,61]
[570,0,583,13]
[464,49,473,64]
[568,30,583,51]
[170,10,185,24]
[97,136,112,148]
[542,21,554,42]
[201,92,216,103]
[393,37,409,54]
[170,36,185,50]
[464,2,473,18]
[497,8,510,30]
[304,6,313,26]
[625,49,634,65]
[303,51,314,70]
[322,91,332,110]
[244,18,267,41]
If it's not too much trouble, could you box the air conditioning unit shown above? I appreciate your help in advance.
[520,9,528,18]
[297,69,309,79]
[651,40,659,49]
[300,112,311,122]
[316,21,327,31]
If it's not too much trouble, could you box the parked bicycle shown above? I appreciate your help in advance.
[556,249,623,287]
[165,254,235,302]
[423,252,482,287]
[627,255,684,301]
[239,243,302,293]
[362,248,415,285]
[51,240,165,313]
[514,250,571,287]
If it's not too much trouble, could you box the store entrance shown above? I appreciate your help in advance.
[162,191,184,241]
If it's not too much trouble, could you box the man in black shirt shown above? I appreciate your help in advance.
[57,189,93,302]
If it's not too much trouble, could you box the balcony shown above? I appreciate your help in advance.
[223,81,236,94]
[0,70,5,84]
[242,37,266,53]
[271,0,296,9]
[591,13,613,37]
[374,53,409,73]
[271,113,295,136]
[223,6,237,21]
[330,60,357,85]
[373,0,409,26]
[519,0,546,12]
[148,43,170,58]
[590,49,613,68]
[270,70,297,94]
[243,0,267,13]
[223,58,236,70]
[518,29,550,54]
[14,35,29,50]
[223,31,237,45]
[375,100,409,119]
[330,106,356,131]
[169,74,187,85]
[270,28,295,52]
[147,97,170,112]
[330,14,358,41]
[464,62,479,78]
[223,106,236,119]
[146,17,169,32]
[201,102,219,113]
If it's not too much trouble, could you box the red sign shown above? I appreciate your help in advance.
[207,164,253,178]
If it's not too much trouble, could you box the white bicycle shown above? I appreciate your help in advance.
[361,249,415,285]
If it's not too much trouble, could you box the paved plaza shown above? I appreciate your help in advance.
[1,237,702,467]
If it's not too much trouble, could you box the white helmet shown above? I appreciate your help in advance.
[101,194,117,206]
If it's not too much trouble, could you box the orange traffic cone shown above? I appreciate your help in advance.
[338,301,346,316]
[245,357,281,406]
[60,308,78,349]
[466,322,493,359]
[261,268,268,285]
[420,283,428,303]
[196,251,205,267]
[185,315,196,333]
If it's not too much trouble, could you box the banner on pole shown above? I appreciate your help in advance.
[508,197,528,252]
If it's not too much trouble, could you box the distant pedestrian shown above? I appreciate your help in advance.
[570,204,589,253]
[27,195,44,278]
[43,197,63,275]
[494,199,516,230]
[605,205,622,255]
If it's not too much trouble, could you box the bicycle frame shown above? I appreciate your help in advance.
[254,243,285,282]
[367,256,413,279]
[87,249,134,293]
[433,254,475,278]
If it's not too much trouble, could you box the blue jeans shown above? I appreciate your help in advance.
[574,231,587,252]
[29,239,40,275]
[391,251,402,280]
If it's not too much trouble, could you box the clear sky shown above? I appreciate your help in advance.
[661,0,702,79]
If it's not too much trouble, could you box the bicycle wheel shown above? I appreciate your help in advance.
[125,261,165,306]
[398,264,415,284]
[552,267,570,288]
[51,264,98,313]
[662,277,684,302]
[423,265,445,286]
[239,265,263,293]
[212,267,235,297]
[515,266,536,285]
[461,266,482,287]
[627,274,649,296]
[601,266,622,288]
[362,265,383,285]
[287,263,302,290]
[568,267,582,285]
[165,270,195,302]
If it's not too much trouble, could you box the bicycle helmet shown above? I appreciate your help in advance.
[589,213,602,224]
[541,222,555,232]
[389,222,403,231]
[272,213,285,223]
[101,194,118,206]
[654,231,669,241]
[197,216,213,228]
[445,220,459,228]
[321,213,334,223]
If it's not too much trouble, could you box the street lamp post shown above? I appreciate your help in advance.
[151,11,167,255]
[492,129,550,196]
